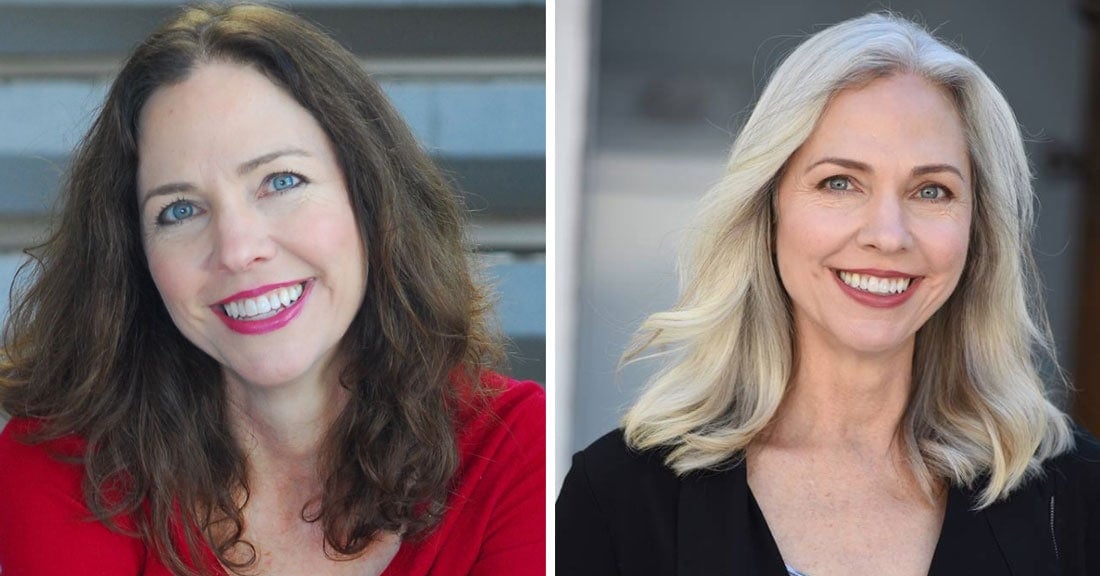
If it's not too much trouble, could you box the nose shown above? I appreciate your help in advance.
[855,193,913,253]
[210,203,277,272]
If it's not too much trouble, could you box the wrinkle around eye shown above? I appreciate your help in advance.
[911,182,960,203]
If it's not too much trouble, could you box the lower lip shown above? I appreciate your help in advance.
[214,282,311,335]
[833,272,921,308]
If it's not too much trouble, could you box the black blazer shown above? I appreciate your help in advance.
[556,427,1100,575]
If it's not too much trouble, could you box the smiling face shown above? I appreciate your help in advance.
[137,61,367,389]
[775,73,973,357]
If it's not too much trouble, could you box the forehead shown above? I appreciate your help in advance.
[136,61,333,187]
[794,73,970,177]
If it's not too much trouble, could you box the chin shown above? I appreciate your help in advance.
[825,320,914,356]
[223,359,315,389]
[837,332,914,356]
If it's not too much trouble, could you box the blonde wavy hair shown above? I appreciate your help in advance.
[621,12,1074,507]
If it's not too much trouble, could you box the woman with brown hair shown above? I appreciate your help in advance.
[0,4,544,575]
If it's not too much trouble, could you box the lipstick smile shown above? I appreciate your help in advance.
[213,279,313,335]
[832,268,921,308]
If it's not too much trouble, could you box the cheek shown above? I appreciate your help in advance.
[145,246,196,316]
[335,219,368,289]
[295,199,368,287]
[328,212,363,256]
[775,200,842,284]
[920,215,972,282]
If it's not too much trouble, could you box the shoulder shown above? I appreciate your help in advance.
[0,418,102,507]
[1044,422,1100,500]
[556,430,682,575]
[0,417,85,492]
[457,373,544,457]
[389,374,545,574]
[1064,422,1100,465]
[572,429,679,495]
[559,429,681,526]
[0,418,145,574]
[1032,423,1100,572]
[447,373,544,500]
[481,372,545,425]
[985,423,1100,510]
[449,371,545,501]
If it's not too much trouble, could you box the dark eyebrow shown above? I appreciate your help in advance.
[806,157,966,181]
[236,148,311,176]
[806,157,872,174]
[910,163,966,181]
[139,148,312,210]
[140,182,197,211]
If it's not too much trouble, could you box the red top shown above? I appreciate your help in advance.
[0,377,545,576]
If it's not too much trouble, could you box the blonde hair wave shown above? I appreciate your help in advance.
[621,12,1074,507]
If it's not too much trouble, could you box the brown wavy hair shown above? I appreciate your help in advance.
[0,3,502,574]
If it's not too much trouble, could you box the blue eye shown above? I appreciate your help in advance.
[822,176,852,191]
[269,173,302,192]
[918,185,948,200]
[157,200,198,225]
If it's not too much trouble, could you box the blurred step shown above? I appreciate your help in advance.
[0,2,544,59]
[0,79,544,157]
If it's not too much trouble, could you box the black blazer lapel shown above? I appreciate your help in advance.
[928,481,1049,576]
[677,463,787,575]
[982,476,1059,575]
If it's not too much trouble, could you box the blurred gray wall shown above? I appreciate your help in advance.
[561,0,1089,479]
[0,0,546,405]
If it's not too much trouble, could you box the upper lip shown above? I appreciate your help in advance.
[213,279,308,306]
[834,268,918,279]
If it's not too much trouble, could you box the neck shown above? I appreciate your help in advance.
[768,320,915,458]
[224,364,349,487]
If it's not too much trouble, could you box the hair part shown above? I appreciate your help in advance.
[1,3,501,574]
[622,11,1073,507]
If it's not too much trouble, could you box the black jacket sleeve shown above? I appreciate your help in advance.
[556,448,621,575]
[1054,424,1100,575]
[555,431,682,575]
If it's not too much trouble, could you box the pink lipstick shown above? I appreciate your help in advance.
[212,279,312,335]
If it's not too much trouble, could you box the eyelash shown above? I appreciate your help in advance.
[154,196,201,227]
[152,171,309,228]
[815,175,954,202]
[817,175,856,193]
[914,183,953,201]
[263,170,308,195]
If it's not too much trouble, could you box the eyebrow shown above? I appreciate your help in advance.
[806,157,966,181]
[139,148,312,209]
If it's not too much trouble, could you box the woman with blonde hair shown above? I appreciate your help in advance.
[558,12,1098,575]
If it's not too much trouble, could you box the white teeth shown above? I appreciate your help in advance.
[222,282,306,320]
[837,270,911,295]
